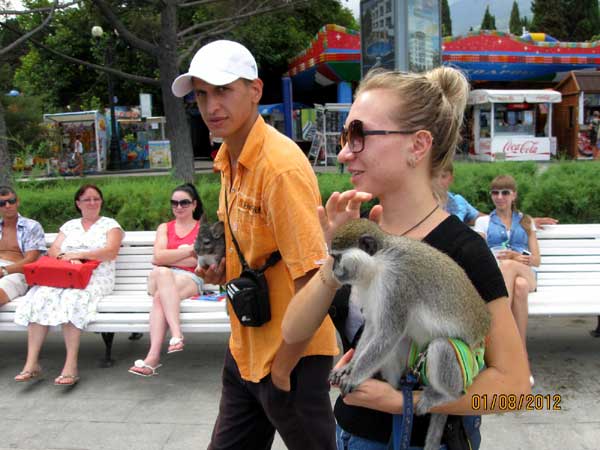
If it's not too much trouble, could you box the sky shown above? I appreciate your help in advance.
[344,0,464,19]
[345,0,361,18]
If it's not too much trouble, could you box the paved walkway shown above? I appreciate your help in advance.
[1,315,599,450]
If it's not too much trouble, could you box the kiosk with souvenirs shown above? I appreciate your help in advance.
[110,107,167,169]
[468,89,562,161]
[43,111,108,175]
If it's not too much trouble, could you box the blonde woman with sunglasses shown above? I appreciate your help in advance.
[129,183,205,377]
[473,175,540,385]
[283,68,530,449]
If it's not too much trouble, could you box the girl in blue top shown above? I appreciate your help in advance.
[474,175,540,384]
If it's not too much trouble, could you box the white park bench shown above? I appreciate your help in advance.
[1,224,599,365]
[0,231,229,366]
[528,224,600,336]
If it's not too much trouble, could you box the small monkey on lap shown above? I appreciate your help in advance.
[193,217,225,270]
[329,219,490,450]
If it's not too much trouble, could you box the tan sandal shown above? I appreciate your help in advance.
[15,370,42,382]
[54,374,80,386]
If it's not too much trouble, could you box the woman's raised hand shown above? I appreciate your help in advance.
[318,190,373,247]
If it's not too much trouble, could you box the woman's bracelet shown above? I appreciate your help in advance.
[57,253,65,260]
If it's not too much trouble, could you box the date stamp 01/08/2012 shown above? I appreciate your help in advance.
[471,394,562,411]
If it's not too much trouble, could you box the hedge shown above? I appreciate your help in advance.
[13,160,600,232]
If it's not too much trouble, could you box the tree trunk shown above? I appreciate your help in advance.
[0,101,13,186]
[159,1,194,183]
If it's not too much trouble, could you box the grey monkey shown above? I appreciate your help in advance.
[193,216,225,270]
[328,219,491,450]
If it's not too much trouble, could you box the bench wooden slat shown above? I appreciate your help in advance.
[91,311,228,323]
[539,256,600,263]
[539,240,600,249]
[536,225,600,239]
[110,290,152,296]
[110,284,153,291]
[538,272,600,280]
[115,276,151,284]
[0,322,231,333]
[535,263,600,272]
[116,255,158,263]
[115,262,154,270]
[112,269,153,277]
[3,298,225,312]
[116,247,155,255]
[529,303,600,315]
[538,249,600,258]
[538,279,600,287]
[98,303,226,314]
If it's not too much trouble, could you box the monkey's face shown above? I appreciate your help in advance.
[331,248,376,285]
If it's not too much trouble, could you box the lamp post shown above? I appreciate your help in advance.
[92,25,121,171]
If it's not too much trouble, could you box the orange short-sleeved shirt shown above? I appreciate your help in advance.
[213,116,338,382]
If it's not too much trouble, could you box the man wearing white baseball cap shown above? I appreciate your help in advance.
[173,40,337,450]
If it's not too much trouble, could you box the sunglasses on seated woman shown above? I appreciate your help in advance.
[170,199,193,208]
[340,119,420,153]
[490,189,513,196]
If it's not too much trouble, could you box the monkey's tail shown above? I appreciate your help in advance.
[424,413,448,450]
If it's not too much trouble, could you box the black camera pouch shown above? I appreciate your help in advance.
[226,268,272,327]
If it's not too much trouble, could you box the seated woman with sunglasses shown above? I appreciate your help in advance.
[283,68,530,450]
[14,184,124,385]
[129,183,205,377]
[474,175,540,385]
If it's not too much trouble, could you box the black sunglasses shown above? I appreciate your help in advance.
[170,199,193,208]
[0,197,17,207]
[490,189,513,196]
[340,119,420,153]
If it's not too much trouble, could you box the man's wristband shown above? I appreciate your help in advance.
[57,253,65,260]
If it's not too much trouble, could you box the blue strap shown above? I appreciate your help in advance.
[391,374,418,450]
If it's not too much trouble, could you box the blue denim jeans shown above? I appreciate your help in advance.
[335,421,483,450]
[335,425,450,450]
[336,425,388,450]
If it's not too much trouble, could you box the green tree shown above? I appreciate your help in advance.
[481,5,496,30]
[509,1,522,34]
[521,15,530,32]
[531,0,567,39]
[2,94,46,154]
[562,0,600,41]
[0,0,60,185]
[12,0,352,182]
[441,0,452,37]
[13,3,160,113]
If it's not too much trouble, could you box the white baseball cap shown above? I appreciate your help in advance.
[171,40,258,97]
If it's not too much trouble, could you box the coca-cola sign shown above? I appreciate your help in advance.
[503,140,539,154]
[491,138,550,161]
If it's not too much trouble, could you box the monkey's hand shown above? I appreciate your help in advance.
[329,360,356,395]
